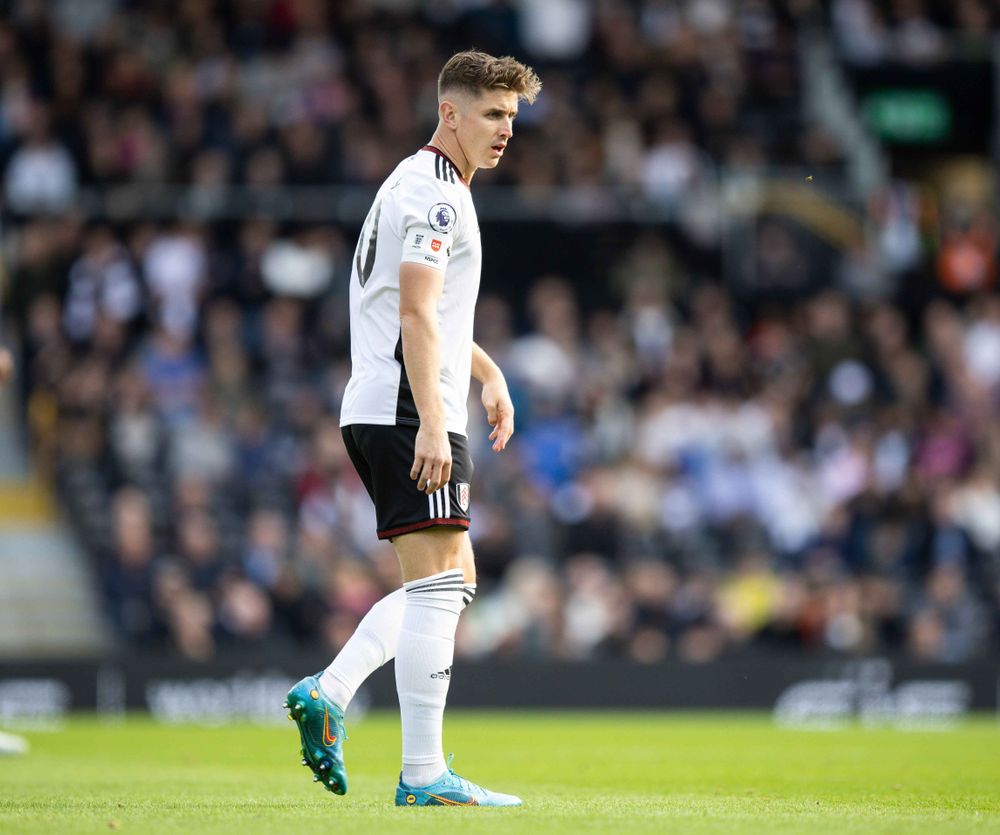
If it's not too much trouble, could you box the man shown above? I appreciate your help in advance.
[285,51,541,807]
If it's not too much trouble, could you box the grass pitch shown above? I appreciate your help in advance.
[1,711,999,834]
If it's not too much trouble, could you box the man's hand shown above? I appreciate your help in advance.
[481,376,514,452]
[411,423,452,495]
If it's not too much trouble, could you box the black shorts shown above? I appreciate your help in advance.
[341,423,473,540]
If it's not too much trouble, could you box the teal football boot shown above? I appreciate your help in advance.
[395,757,521,807]
[284,675,348,795]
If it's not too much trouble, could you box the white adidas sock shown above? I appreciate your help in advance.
[461,583,477,610]
[397,567,465,788]
[316,583,477,710]
[319,588,406,708]
[317,583,477,709]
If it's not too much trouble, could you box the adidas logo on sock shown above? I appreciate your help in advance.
[430,667,451,680]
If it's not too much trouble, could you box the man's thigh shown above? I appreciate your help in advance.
[392,526,475,583]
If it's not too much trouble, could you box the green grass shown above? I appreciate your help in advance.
[1,712,999,833]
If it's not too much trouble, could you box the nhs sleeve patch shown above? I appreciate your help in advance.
[402,225,451,271]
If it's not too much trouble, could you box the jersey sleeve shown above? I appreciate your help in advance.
[393,175,459,273]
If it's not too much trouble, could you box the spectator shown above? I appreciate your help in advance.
[3,103,77,213]
[63,225,142,347]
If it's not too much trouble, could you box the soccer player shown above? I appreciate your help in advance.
[285,51,541,807]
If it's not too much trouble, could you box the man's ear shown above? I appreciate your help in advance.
[439,98,459,130]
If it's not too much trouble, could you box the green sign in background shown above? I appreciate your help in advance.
[863,89,951,142]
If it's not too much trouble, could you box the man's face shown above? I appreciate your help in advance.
[453,88,518,171]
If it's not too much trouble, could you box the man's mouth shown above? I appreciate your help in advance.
[491,143,506,156]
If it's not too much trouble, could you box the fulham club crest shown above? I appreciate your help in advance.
[456,483,470,512]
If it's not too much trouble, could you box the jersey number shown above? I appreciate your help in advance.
[355,200,382,287]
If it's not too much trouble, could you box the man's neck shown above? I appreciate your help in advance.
[426,129,474,184]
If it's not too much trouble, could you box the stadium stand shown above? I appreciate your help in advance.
[1,0,998,666]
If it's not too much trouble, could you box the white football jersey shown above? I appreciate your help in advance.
[339,146,482,436]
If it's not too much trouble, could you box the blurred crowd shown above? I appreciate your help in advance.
[2,0,999,665]
[832,0,996,65]
[0,0,829,213]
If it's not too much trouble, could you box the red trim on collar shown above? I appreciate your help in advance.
[421,145,470,188]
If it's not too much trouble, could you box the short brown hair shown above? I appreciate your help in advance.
[438,50,542,104]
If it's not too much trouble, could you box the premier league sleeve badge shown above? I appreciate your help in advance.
[428,203,457,234]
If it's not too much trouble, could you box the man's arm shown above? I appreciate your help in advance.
[399,262,451,495]
[472,341,514,452]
